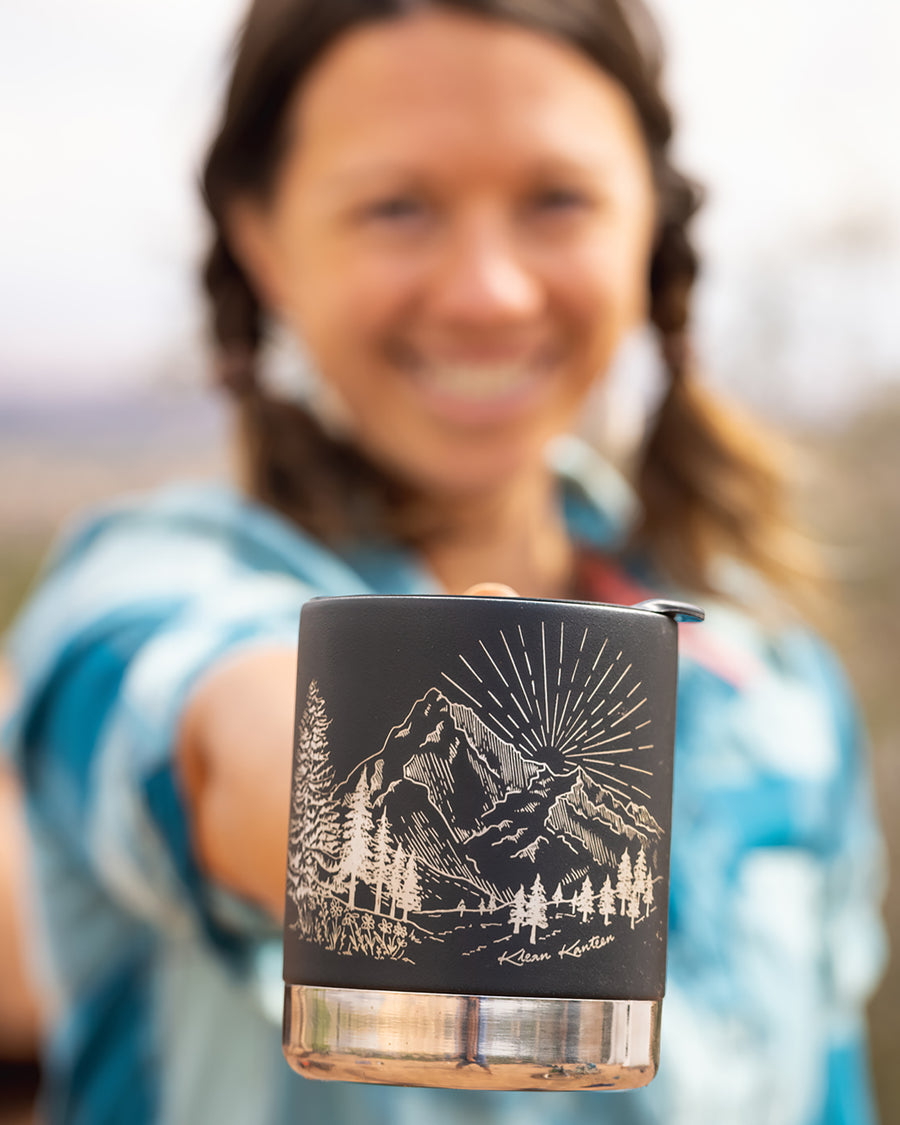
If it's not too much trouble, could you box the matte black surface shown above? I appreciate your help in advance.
[284,596,681,1002]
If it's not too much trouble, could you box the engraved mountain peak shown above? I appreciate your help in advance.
[547,770,663,869]
[374,688,542,839]
[348,688,662,902]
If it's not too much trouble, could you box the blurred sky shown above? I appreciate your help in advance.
[2,0,899,417]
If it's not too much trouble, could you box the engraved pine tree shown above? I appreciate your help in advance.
[397,854,422,922]
[634,846,648,909]
[597,874,616,925]
[573,875,595,923]
[288,681,341,917]
[625,886,639,931]
[552,883,564,910]
[388,842,406,918]
[627,882,642,929]
[371,811,393,915]
[641,865,655,918]
[337,768,373,908]
[524,874,549,944]
[509,885,527,934]
[616,849,633,916]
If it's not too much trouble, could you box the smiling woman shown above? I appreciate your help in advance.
[203,0,802,606]
[225,12,656,505]
[1,1,886,1123]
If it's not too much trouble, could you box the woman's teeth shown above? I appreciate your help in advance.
[418,362,538,400]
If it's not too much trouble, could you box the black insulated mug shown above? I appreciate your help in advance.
[282,593,703,1090]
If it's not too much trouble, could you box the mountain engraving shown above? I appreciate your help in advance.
[287,622,665,967]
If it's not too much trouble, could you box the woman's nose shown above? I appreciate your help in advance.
[427,215,544,327]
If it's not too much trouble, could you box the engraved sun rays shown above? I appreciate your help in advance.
[441,622,655,804]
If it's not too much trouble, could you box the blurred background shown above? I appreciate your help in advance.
[1,1,898,1121]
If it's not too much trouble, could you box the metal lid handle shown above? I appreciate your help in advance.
[632,599,705,623]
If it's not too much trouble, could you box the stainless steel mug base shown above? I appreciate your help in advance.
[283,985,660,1091]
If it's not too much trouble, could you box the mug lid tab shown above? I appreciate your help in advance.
[632,598,705,623]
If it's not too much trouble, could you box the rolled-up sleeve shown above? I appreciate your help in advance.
[2,488,366,951]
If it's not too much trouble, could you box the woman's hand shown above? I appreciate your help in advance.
[463,583,519,597]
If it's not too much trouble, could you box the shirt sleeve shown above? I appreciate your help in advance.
[3,496,322,955]
[634,624,887,1125]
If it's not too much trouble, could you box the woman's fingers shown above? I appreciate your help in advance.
[463,583,520,598]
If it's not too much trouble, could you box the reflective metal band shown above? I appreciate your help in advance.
[283,985,660,1091]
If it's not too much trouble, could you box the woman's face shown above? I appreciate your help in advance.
[231,8,657,499]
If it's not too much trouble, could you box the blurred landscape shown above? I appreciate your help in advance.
[1,381,898,1116]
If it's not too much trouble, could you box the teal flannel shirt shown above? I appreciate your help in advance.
[3,438,886,1124]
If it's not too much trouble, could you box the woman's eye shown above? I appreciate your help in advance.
[531,187,592,214]
[364,197,426,223]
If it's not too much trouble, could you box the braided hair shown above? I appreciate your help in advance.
[201,0,820,604]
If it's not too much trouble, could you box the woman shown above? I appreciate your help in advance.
[3,1,885,1122]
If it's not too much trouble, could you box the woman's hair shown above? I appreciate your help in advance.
[201,0,819,606]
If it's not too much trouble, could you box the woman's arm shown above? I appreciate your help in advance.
[178,645,299,921]
[176,586,516,921]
